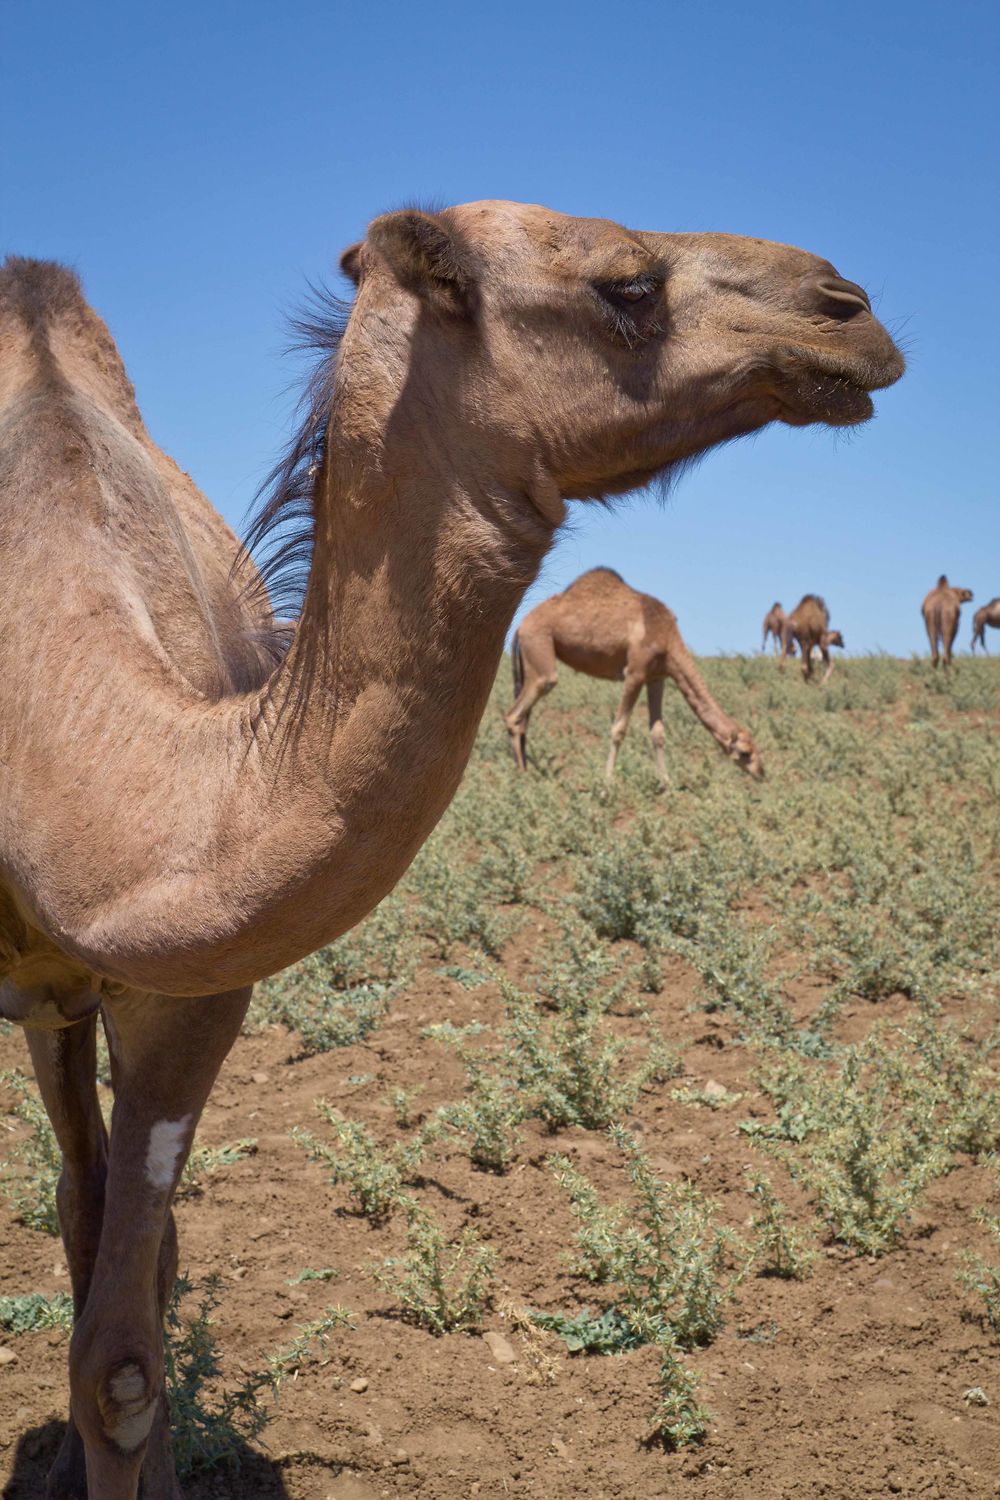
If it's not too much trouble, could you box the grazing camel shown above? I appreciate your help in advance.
[505,569,763,784]
[779,594,844,682]
[922,575,974,667]
[762,601,786,652]
[971,597,1000,651]
[0,202,903,1498]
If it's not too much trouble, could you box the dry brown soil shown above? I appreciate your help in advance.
[1,942,998,1500]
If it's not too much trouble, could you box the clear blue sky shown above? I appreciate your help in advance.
[5,0,997,654]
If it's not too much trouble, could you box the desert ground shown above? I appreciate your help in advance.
[2,654,998,1500]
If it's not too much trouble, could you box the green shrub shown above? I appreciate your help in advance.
[291,1104,441,1222]
[371,1207,495,1335]
[0,1070,61,1235]
[0,1292,73,1333]
[743,1019,998,1253]
[165,1274,353,1480]
[548,1127,749,1349]
[744,1169,815,1279]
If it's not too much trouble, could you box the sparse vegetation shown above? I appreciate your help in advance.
[0,1291,73,1333]
[0,1069,61,1234]
[371,1207,496,1335]
[165,1274,353,1480]
[547,1127,750,1349]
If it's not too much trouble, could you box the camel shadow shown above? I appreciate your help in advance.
[2,1419,294,1499]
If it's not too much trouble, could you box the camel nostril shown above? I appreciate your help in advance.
[810,275,872,318]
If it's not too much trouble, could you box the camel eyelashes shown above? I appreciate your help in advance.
[596,275,662,306]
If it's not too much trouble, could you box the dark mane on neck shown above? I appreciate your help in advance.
[235,281,352,621]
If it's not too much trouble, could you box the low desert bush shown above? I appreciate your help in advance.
[165,1273,352,1479]
[291,1104,442,1222]
[0,1291,73,1333]
[547,1127,749,1349]
[371,1207,495,1335]
[0,1069,61,1234]
[743,1019,999,1253]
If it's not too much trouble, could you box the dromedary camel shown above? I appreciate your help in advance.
[779,594,844,682]
[0,201,903,1498]
[971,597,1000,651]
[921,576,974,667]
[505,569,763,784]
[761,601,786,652]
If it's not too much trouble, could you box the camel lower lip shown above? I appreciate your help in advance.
[784,369,875,427]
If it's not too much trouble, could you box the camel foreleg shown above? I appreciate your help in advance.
[646,678,669,788]
[64,986,250,1500]
[605,674,644,781]
[503,632,558,771]
[23,1009,107,1500]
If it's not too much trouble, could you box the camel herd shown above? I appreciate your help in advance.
[0,198,920,1497]
[504,568,994,787]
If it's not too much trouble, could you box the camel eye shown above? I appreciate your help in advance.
[601,276,659,305]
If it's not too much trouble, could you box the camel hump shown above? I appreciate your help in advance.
[937,575,949,588]
[579,566,624,583]
[0,256,87,327]
[798,593,827,613]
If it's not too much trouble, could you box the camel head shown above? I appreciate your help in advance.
[727,727,764,779]
[337,200,904,508]
[955,588,974,604]
[824,630,846,649]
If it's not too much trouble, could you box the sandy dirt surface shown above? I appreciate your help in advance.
[2,964,997,1500]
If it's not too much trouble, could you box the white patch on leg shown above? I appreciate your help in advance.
[145,1115,192,1191]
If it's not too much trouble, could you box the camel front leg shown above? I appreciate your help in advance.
[820,646,836,685]
[23,1011,107,1500]
[503,632,558,771]
[68,986,250,1500]
[646,678,669,788]
[605,674,643,781]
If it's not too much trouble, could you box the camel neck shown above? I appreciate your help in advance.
[218,450,553,981]
[664,639,740,748]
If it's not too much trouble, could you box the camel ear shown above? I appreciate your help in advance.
[367,210,476,313]
[339,242,363,286]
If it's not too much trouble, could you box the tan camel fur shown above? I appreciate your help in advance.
[762,601,786,652]
[922,575,973,668]
[971,597,1000,651]
[779,594,844,682]
[0,202,902,1498]
[505,569,763,784]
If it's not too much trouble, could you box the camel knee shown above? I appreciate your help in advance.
[649,722,666,750]
[70,1325,161,1458]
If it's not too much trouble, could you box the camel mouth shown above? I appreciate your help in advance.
[774,339,903,429]
[778,366,875,428]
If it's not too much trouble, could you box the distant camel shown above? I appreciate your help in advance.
[971,597,1000,652]
[922,575,973,668]
[762,602,786,652]
[780,594,844,682]
[504,568,763,785]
